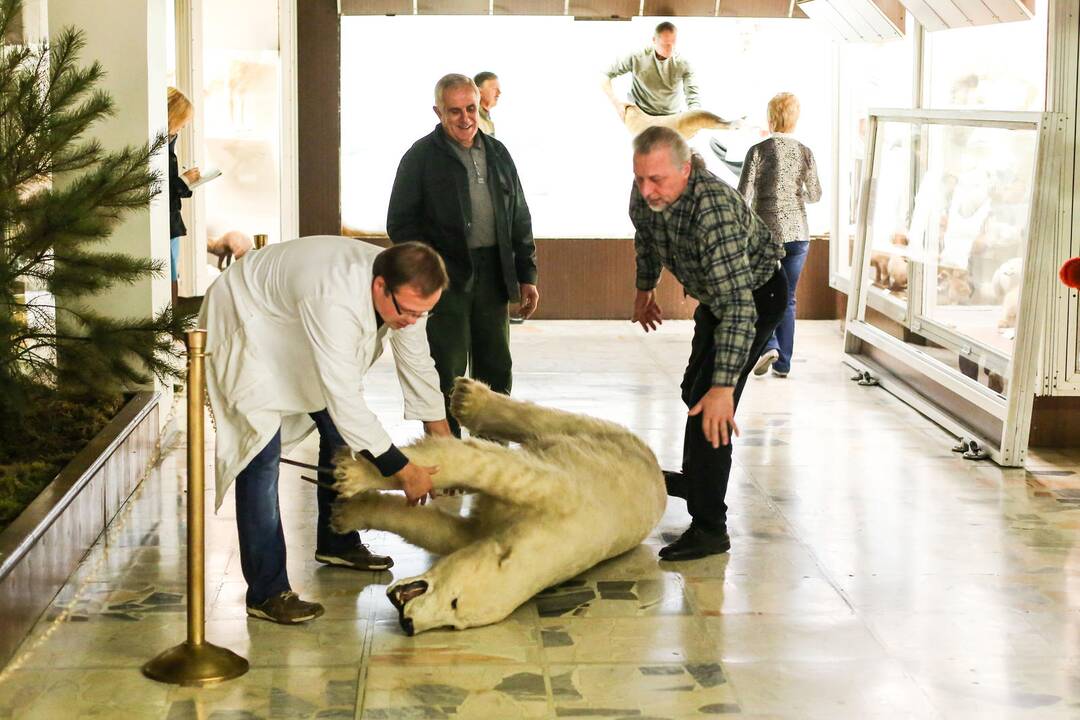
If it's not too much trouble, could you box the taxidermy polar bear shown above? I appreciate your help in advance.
[623,105,740,140]
[331,377,666,635]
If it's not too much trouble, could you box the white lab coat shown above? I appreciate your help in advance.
[198,236,446,510]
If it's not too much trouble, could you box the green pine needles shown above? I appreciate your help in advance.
[0,0,189,418]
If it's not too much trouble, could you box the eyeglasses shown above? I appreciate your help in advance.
[389,290,432,320]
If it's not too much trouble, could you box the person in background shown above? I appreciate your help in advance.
[602,21,700,121]
[739,92,822,378]
[387,73,539,436]
[473,70,528,324]
[474,71,500,137]
[166,87,201,307]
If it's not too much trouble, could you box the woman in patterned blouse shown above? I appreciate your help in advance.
[738,92,822,378]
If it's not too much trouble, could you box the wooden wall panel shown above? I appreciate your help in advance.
[346,235,841,320]
[643,0,717,16]
[1030,396,1080,448]
[797,238,843,320]
[494,0,567,14]
[532,239,699,319]
[419,0,491,14]
[341,0,413,14]
[298,0,341,236]
[874,0,906,29]
[718,0,807,18]
[568,0,640,18]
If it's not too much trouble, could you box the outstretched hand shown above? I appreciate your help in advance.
[396,462,439,506]
[632,290,663,332]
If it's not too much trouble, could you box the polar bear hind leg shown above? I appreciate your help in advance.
[331,491,477,556]
[451,377,627,446]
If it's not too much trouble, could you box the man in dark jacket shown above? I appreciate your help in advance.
[387,73,539,436]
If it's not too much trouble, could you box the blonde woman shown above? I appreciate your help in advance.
[738,92,821,378]
[167,87,201,305]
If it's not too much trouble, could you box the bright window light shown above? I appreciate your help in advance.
[341,16,833,239]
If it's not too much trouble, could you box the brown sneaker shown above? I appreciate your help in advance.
[315,542,394,571]
[246,591,324,624]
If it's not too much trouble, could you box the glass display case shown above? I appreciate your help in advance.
[844,109,1042,465]
[831,27,914,292]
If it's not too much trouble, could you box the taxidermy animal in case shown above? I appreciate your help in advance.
[331,377,666,635]
[869,233,910,292]
[206,230,254,270]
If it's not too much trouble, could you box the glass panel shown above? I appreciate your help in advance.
[919,124,1037,367]
[924,0,1047,113]
[202,0,282,258]
[835,22,913,283]
[855,114,1038,399]
[864,121,914,312]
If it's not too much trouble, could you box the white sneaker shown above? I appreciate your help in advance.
[753,349,779,376]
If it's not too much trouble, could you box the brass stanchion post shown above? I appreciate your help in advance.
[143,330,249,686]
[253,233,267,250]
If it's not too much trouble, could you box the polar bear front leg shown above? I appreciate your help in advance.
[451,377,620,444]
[334,433,577,509]
[331,491,477,556]
[398,436,577,509]
[331,450,402,498]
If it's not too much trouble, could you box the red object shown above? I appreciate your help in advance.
[1061,257,1080,289]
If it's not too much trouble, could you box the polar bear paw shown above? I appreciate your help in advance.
[450,376,494,427]
[330,490,378,533]
[332,449,392,497]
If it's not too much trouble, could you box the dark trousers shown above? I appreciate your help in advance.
[763,240,809,374]
[234,409,359,606]
[672,270,788,532]
[426,247,512,436]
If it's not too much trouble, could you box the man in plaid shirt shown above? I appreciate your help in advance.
[630,126,788,561]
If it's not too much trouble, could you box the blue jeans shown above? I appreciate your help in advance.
[170,236,181,282]
[764,241,809,374]
[234,410,361,606]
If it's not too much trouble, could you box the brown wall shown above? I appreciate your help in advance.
[348,235,843,321]
[1030,396,1080,448]
[298,0,340,236]
[532,237,841,321]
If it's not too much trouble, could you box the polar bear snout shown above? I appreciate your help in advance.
[388,579,431,636]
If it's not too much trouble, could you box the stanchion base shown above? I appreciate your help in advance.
[143,641,249,686]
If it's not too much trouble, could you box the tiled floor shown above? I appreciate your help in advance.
[2,320,1079,719]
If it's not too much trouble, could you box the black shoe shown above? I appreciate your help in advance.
[658,525,731,561]
[316,541,394,571]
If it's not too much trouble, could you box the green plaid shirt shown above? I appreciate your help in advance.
[630,165,783,387]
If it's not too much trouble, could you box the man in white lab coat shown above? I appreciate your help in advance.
[200,237,451,624]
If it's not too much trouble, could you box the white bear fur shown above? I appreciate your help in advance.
[331,377,666,635]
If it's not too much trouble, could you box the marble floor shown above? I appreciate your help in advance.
[2,320,1079,719]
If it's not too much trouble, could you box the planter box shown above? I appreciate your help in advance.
[0,391,161,667]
